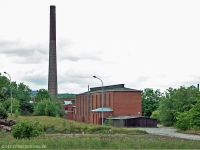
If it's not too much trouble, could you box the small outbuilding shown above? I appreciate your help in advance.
[106,116,157,127]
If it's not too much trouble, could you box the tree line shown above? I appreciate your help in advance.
[142,85,200,130]
[0,73,64,119]
[1,72,200,130]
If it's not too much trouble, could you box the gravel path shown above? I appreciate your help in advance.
[135,125,200,140]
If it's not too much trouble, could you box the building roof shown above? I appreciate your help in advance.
[63,101,72,105]
[91,107,113,112]
[78,84,142,95]
[105,116,144,120]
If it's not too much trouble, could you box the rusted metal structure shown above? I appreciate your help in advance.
[48,5,58,98]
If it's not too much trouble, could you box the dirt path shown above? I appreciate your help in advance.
[135,125,200,140]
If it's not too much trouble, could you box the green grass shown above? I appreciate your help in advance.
[1,134,200,149]
[7,115,146,135]
[2,115,200,149]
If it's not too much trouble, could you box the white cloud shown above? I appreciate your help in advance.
[1,0,200,94]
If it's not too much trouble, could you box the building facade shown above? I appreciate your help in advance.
[74,84,142,125]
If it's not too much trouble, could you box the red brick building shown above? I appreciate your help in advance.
[75,84,142,125]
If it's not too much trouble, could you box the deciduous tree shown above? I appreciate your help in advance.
[142,88,162,118]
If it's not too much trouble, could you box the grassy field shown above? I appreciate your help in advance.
[1,133,200,149]
[1,116,200,149]
[7,115,146,134]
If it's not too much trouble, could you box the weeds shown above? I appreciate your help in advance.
[0,134,200,149]
[2,115,200,149]
[0,129,6,139]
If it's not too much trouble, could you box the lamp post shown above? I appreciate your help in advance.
[93,76,104,125]
[4,72,12,116]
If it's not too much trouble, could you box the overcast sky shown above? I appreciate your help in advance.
[1,0,200,94]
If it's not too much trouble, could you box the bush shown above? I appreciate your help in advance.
[33,99,63,117]
[104,115,113,126]
[14,109,20,119]
[175,111,191,130]
[150,110,160,123]
[12,119,44,139]
[44,125,55,134]
[0,106,8,119]
[175,100,200,131]
[86,126,111,134]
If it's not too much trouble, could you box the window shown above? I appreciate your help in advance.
[65,107,68,114]
[83,96,84,116]
[96,95,97,108]
[104,94,106,107]
[79,96,81,116]
[109,94,111,106]
[96,114,98,124]
[100,95,102,107]
[72,107,74,114]
[91,95,93,110]
[85,96,88,115]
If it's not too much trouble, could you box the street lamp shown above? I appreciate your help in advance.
[4,72,12,116]
[93,75,104,125]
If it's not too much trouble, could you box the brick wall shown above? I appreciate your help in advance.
[113,91,141,116]
[62,104,75,120]
[90,112,112,125]
[74,90,141,125]
[76,94,90,123]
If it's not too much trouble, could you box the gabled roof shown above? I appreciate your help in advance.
[105,116,144,120]
[78,84,142,95]
[91,107,113,112]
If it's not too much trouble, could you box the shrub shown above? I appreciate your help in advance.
[188,100,200,130]
[12,119,44,139]
[86,126,111,134]
[0,106,8,119]
[104,115,113,126]
[14,109,20,119]
[62,120,66,128]
[8,98,21,114]
[44,125,55,134]
[175,99,200,130]
[33,99,63,117]
[150,110,160,123]
[175,111,192,130]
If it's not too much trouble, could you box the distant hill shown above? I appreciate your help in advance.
[58,93,76,98]
[30,90,38,95]
[30,90,76,98]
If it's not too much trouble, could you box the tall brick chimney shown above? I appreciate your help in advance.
[48,5,58,98]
